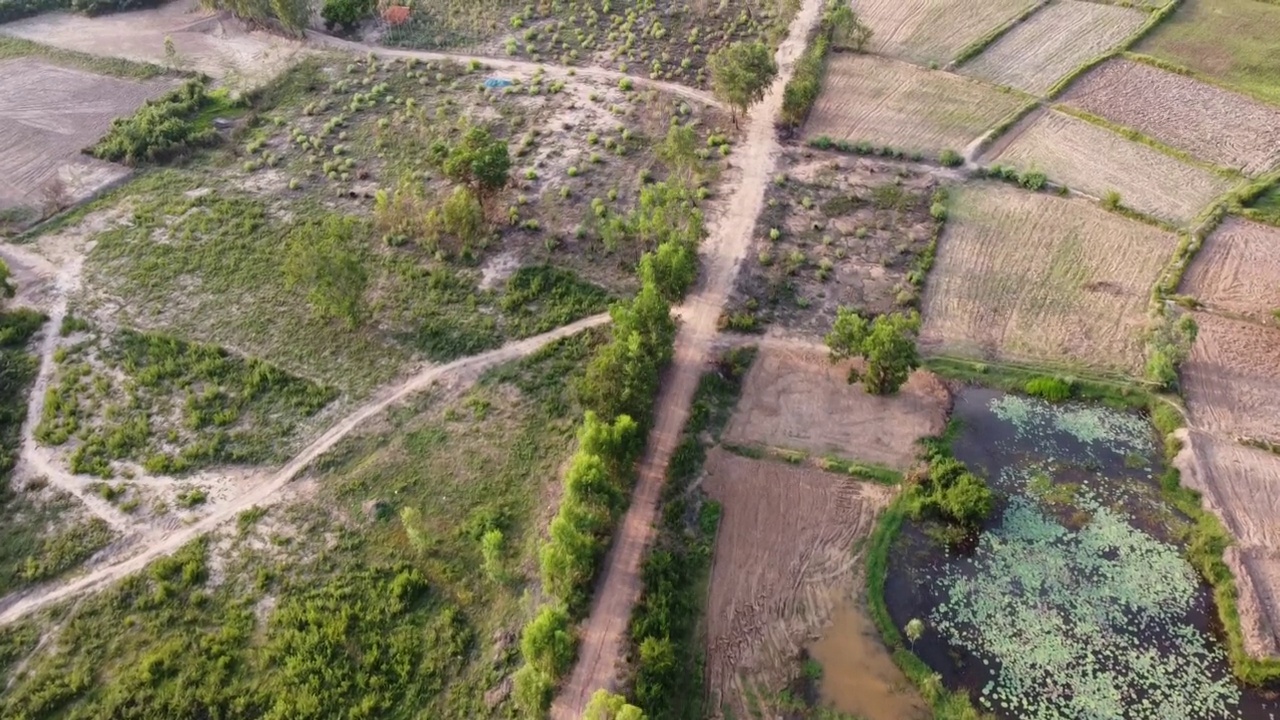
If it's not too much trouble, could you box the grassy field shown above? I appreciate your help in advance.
[1137,0,1280,106]
[850,0,1037,66]
[804,55,1028,158]
[919,182,1178,374]
[0,330,602,719]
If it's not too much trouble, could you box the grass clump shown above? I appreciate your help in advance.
[1024,376,1072,402]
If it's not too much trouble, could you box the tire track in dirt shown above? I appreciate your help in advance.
[548,0,826,714]
[0,311,610,625]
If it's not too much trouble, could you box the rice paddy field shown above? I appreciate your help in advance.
[886,389,1276,719]
[849,0,1037,66]
[986,109,1236,225]
[918,183,1177,375]
[804,55,1028,157]
[1136,0,1280,107]
[961,0,1146,95]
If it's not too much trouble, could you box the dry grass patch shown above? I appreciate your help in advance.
[961,0,1146,95]
[805,55,1027,157]
[722,341,950,470]
[919,183,1176,374]
[1061,58,1280,175]
[987,109,1235,225]
[849,0,1037,66]
[702,449,898,718]
[1182,312,1280,445]
[1179,217,1280,322]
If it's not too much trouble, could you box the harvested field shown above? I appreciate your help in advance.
[1175,430,1280,658]
[722,341,950,471]
[961,0,1146,95]
[849,0,1036,66]
[702,449,897,718]
[987,109,1235,225]
[1137,0,1280,107]
[1182,313,1280,444]
[0,57,170,218]
[1061,58,1280,175]
[805,55,1028,157]
[919,183,1177,374]
[1180,217,1280,322]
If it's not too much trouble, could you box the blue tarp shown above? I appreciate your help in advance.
[483,77,513,88]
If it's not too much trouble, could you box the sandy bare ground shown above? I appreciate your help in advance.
[1182,313,1280,446]
[919,182,1176,374]
[850,0,1038,66]
[548,0,826,713]
[0,305,609,624]
[1061,58,1280,175]
[804,55,1028,158]
[1179,217,1280,323]
[0,58,172,216]
[961,0,1145,95]
[1174,429,1280,657]
[0,0,305,89]
[986,109,1236,225]
[722,340,949,470]
[702,449,897,718]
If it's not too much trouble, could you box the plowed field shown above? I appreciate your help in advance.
[988,109,1234,225]
[1179,217,1280,322]
[850,0,1036,66]
[1061,59,1280,175]
[702,449,896,718]
[919,183,1176,373]
[962,0,1145,95]
[805,55,1028,157]
[1182,313,1280,444]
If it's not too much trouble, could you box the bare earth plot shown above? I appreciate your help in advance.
[1180,217,1280,323]
[919,183,1176,374]
[962,0,1145,95]
[849,0,1037,67]
[1182,313,1280,445]
[805,55,1028,157]
[722,341,949,470]
[0,58,170,216]
[1061,58,1280,175]
[1175,430,1280,657]
[987,109,1235,225]
[702,449,898,718]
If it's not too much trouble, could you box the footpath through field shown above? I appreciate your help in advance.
[548,0,828,713]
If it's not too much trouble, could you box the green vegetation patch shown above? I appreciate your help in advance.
[1137,0,1280,106]
[36,322,337,477]
[0,36,171,79]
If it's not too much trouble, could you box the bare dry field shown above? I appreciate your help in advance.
[1175,429,1280,657]
[0,58,170,218]
[1061,59,1280,175]
[702,449,900,718]
[987,109,1235,225]
[722,341,950,470]
[961,0,1146,95]
[1179,217,1280,322]
[849,0,1037,66]
[805,55,1028,157]
[919,183,1177,374]
[0,0,305,89]
[1182,313,1280,445]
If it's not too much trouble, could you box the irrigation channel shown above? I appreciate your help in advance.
[886,388,1278,720]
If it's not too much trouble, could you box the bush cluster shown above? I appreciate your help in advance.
[597,179,705,301]
[907,456,994,530]
[0,0,159,23]
[779,23,830,130]
[91,80,219,165]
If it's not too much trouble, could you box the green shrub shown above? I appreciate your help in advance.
[520,605,577,677]
[1024,376,1072,402]
[91,80,219,165]
[1020,171,1048,191]
[321,0,373,31]
[908,457,994,529]
[938,149,963,167]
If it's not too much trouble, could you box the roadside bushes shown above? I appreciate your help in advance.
[91,80,219,165]
[779,25,830,130]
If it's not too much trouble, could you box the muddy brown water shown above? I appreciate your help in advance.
[809,600,929,720]
[885,388,1280,720]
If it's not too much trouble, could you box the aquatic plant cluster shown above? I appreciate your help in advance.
[988,394,1155,464]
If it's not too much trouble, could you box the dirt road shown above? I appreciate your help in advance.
[0,311,609,625]
[548,0,827,714]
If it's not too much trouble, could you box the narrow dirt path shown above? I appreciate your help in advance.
[549,0,826,714]
[307,33,724,110]
[0,312,610,625]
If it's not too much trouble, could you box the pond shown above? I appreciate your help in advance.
[886,388,1279,720]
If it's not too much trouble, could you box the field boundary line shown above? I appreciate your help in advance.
[1043,0,1184,100]
[1051,104,1245,178]
[948,0,1049,69]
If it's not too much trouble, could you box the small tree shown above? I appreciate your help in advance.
[905,618,925,649]
[439,125,511,210]
[583,689,647,720]
[520,604,578,677]
[707,41,778,126]
[824,308,920,394]
[830,4,873,53]
[322,0,373,31]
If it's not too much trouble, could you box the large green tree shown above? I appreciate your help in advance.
[434,126,511,210]
[825,308,920,394]
[708,41,778,125]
